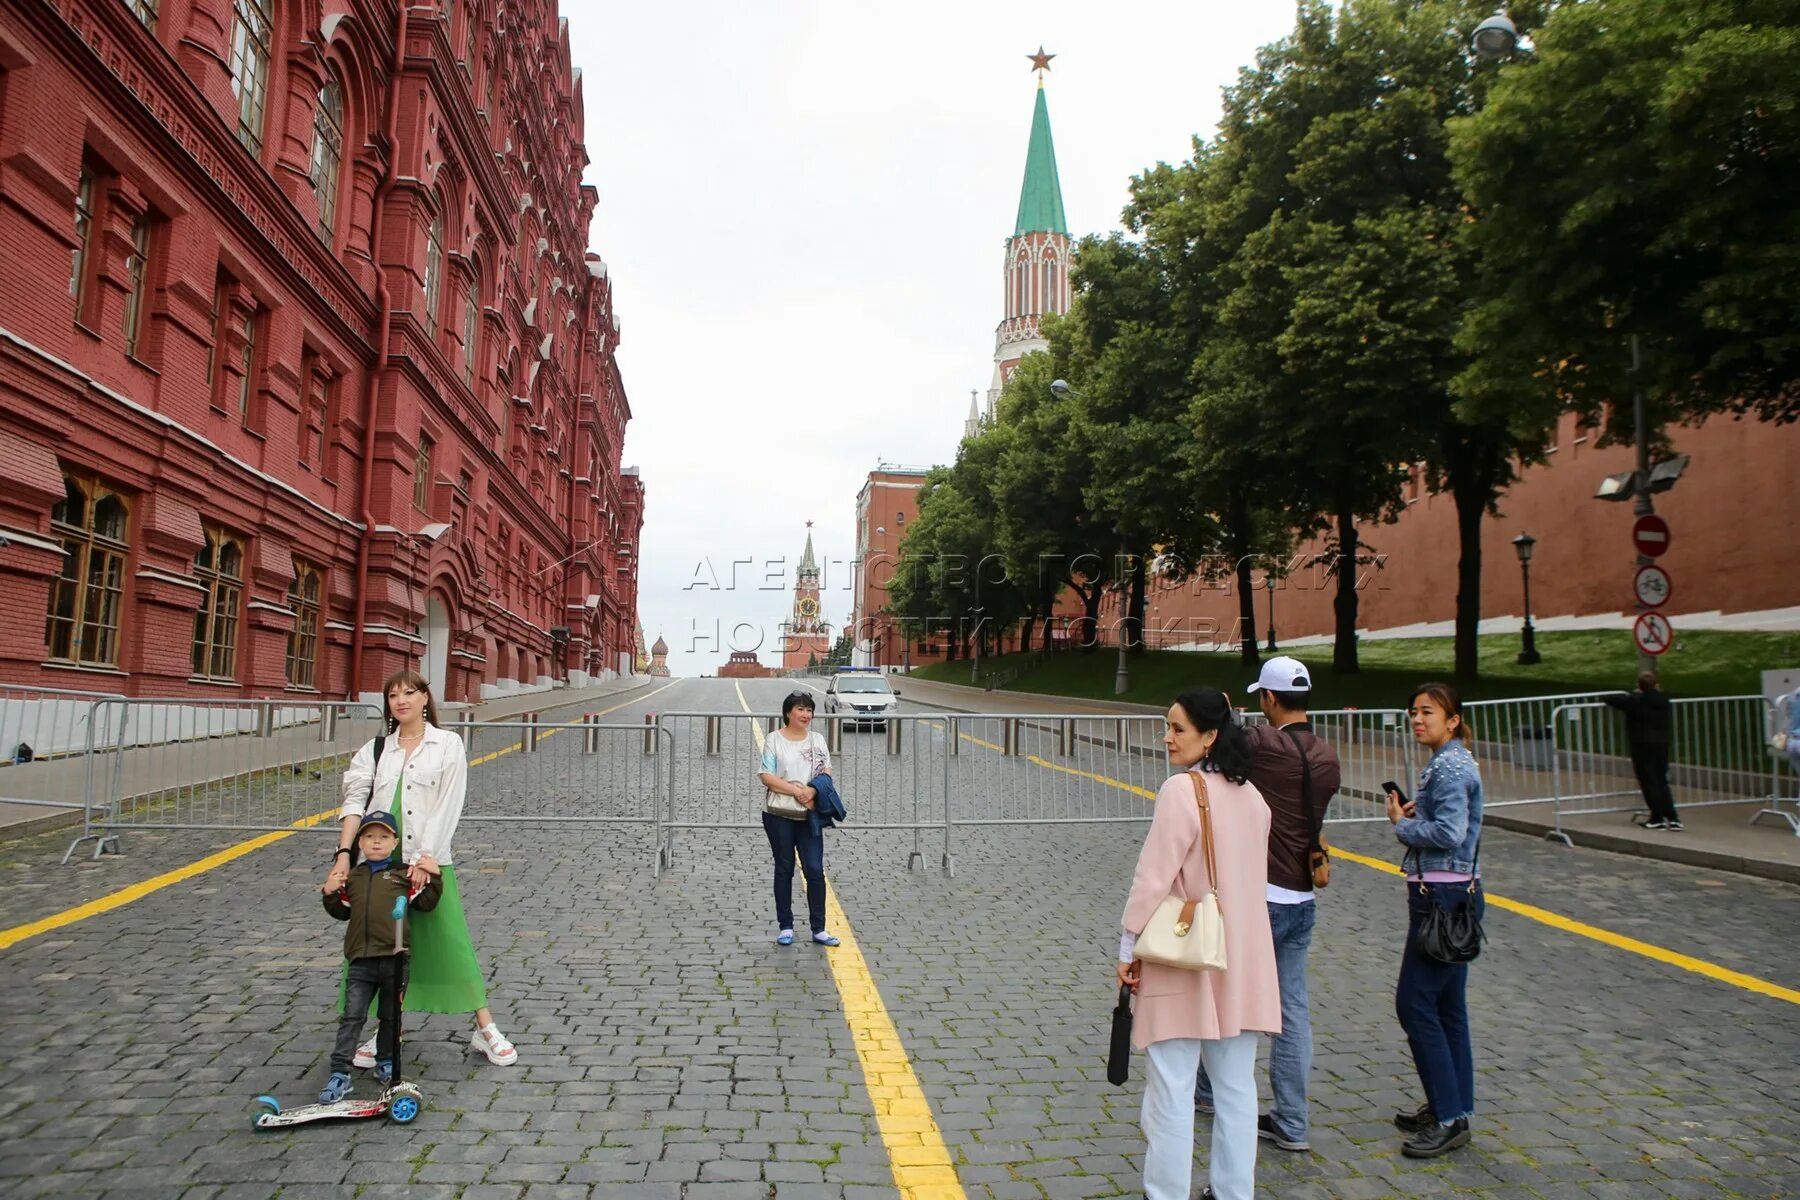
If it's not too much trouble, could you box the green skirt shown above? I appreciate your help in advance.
[339,865,489,1015]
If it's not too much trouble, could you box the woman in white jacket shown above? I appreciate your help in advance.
[323,670,517,1067]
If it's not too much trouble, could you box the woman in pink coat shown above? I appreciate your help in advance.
[1118,687,1282,1200]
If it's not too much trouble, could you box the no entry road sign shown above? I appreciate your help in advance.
[1633,611,1674,657]
[1633,514,1671,558]
[1634,564,1672,610]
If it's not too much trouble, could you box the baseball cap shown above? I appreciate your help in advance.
[1247,655,1312,695]
[358,811,399,836]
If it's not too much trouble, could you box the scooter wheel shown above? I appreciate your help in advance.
[253,1095,281,1114]
[388,1095,420,1124]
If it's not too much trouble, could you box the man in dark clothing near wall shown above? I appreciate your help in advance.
[1603,671,1681,830]
[1195,656,1341,1152]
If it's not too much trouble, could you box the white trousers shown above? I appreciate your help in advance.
[1143,1032,1260,1200]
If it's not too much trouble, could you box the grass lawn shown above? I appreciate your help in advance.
[912,629,1800,710]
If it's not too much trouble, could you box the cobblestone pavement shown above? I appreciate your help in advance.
[1,677,1796,1199]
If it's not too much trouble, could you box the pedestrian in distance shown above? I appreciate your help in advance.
[329,670,519,1068]
[1603,671,1681,829]
[1119,687,1280,1200]
[1385,682,1485,1158]
[1193,656,1340,1153]
[316,811,441,1103]
[756,691,840,947]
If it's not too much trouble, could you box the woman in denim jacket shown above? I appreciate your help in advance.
[1383,682,1483,1159]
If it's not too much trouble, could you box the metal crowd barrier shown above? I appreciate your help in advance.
[62,699,670,871]
[441,715,669,874]
[1546,695,1781,843]
[66,697,387,861]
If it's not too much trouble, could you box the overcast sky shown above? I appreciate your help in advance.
[567,1,1302,675]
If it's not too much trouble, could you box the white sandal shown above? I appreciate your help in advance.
[470,1022,518,1066]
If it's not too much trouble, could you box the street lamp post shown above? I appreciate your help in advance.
[1264,574,1278,654]
[969,606,986,684]
[1513,532,1541,665]
[1112,571,1130,697]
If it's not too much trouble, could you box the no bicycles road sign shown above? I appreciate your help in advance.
[1634,611,1674,657]
[1634,564,1673,610]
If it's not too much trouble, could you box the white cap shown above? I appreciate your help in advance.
[1247,655,1312,695]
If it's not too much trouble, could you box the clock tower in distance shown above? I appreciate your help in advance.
[782,523,831,670]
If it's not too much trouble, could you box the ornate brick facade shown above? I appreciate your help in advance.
[0,0,644,703]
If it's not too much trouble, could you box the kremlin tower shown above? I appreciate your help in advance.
[972,47,1072,436]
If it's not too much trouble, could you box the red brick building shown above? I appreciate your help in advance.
[0,0,644,704]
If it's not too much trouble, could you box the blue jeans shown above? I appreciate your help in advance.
[762,812,826,934]
[1195,900,1316,1140]
[1396,882,1484,1123]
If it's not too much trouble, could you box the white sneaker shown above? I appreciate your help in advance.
[470,1022,518,1066]
[352,1033,378,1069]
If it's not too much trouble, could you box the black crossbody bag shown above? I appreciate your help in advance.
[1405,837,1484,964]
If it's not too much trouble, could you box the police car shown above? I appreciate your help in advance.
[823,669,901,729]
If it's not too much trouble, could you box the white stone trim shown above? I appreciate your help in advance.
[0,526,67,555]
[136,568,209,593]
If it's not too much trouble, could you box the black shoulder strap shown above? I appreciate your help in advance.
[1283,725,1321,855]
[367,735,386,808]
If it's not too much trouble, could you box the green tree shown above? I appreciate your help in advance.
[1452,0,1800,437]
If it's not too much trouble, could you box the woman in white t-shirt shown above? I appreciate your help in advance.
[756,691,839,946]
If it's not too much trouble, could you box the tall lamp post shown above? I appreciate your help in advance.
[969,606,986,684]
[1112,567,1130,697]
[1512,532,1541,665]
[1264,574,1278,654]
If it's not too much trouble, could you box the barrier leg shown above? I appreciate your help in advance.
[941,717,956,877]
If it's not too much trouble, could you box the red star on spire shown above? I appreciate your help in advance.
[1028,46,1055,76]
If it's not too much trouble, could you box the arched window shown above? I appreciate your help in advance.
[192,525,245,680]
[1013,256,1029,317]
[45,470,131,667]
[1043,258,1058,314]
[423,200,444,336]
[228,0,275,155]
[462,259,480,385]
[286,559,322,688]
[310,75,346,243]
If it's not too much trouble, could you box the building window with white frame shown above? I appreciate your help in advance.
[423,203,445,336]
[228,0,275,155]
[122,215,151,357]
[71,166,95,307]
[124,0,159,32]
[414,432,434,510]
[310,75,346,244]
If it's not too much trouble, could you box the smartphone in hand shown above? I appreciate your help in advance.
[1382,780,1407,803]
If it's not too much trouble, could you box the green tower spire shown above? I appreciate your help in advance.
[799,524,818,575]
[1013,86,1068,237]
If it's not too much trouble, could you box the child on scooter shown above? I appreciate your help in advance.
[317,811,441,1102]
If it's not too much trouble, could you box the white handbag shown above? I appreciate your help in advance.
[1133,772,1227,972]
[764,790,809,820]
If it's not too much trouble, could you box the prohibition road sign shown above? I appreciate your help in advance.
[1634,611,1674,657]
[1632,514,1671,558]
[1634,564,1673,610]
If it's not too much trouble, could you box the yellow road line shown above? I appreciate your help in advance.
[1327,845,1800,1005]
[822,886,967,1199]
[742,690,964,1197]
[0,680,686,954]
[933,720,1800,1008]
[0,809,337,952]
